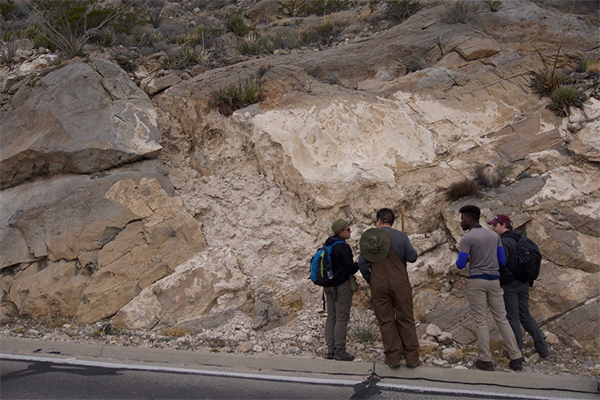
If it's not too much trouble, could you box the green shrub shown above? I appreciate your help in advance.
[482,0,502,12]
[277,0,307,17]
[299,21,344,46]
[0,2,27,20]
[404,53,428,73]
[236,33,274,55]
[352,324,380,344]
[0,39,18,65]
[28,0,132,57]
[549,84,580,116]
[209,78,262,116]
[440,0,479,24]
[577,57,600,75]
[369,0,422,23]
[530,70,567,96]
[161,46,203,69]
[225,8,254,36]
[304,0,354,16]
[446,179,480,201]
[90,29,117,47]
[143,0,166,28]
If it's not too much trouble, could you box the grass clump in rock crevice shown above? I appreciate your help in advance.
[209,77,263,116]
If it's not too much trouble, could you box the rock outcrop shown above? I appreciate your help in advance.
[1,1,598,350]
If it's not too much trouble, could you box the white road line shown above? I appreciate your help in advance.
[0,353,573,400]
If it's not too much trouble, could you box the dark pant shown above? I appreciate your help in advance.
[370,249,420,366]
[324,280,353,354]
[502,280,548,355]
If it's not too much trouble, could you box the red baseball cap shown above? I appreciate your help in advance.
[487,214,511,225]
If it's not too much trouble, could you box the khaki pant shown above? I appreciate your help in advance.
[371,246,420,366]
[324,280,353,353]
[467,278,522,362]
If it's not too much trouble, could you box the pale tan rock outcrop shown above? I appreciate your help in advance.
[0,2,598,349]
[0,58,161,189]
[568,119,600,162]
[0,161,205,322]
[113,249,246,331]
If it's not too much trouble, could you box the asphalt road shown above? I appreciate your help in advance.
[0,359,459,400]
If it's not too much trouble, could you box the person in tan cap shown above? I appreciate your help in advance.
[323,218,359,361]
[358,208,420,369]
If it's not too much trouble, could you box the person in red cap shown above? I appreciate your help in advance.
[488,214,549,358]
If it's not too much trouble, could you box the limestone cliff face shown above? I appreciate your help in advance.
[1,1,598,348]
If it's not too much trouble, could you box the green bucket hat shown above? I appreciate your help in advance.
[331,218,352,235]
[360,228,391,263]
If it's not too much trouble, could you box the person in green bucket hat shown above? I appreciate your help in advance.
[358,208,420,369]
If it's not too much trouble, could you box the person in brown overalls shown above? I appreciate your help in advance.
[358,208,421,369]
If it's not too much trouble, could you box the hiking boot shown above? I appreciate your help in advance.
[385,362,400,369]
[474,359,494,371]
[406,361,421,368]
[509,357,523,371]
[334,351,355,361]
[325,352,335,360]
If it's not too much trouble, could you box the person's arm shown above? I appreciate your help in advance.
[403,236,418,263]
[456,236,470,270]
[357,254,371,284]
[339,243,359,275]
[497,245,506,267]
[456,252,469,270]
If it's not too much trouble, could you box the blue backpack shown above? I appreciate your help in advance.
[310,241,344,286]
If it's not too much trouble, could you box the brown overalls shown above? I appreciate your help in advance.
[370,229,420,366]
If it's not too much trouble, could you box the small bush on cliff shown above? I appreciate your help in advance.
[530,70,567,96]
[304,0,354,16]
[277,0,306,17]
[0,38,19,65]
[209,78,262,116]
[225,8,254,37]
[577,57,600,75]
[441,0,479,24]
[446,179,480,201]
[482,0,502,12]
[548,84,581,116]
[28,0,135,57]
[236,33,274,55]
[369,0,422,23]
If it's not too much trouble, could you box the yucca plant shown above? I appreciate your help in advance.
[237,77,262,105]
[549,84,579,116]
[209,78,262,116]
[530,70,567,96]
[0,38,18,65]
[483,0,502,12]
[225,8,253,37]
[90,29,117,46]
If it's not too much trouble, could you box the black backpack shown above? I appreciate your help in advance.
[513,233,542,284]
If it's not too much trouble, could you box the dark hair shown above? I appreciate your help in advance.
[377,208,395,225]
[459,205,480,221]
